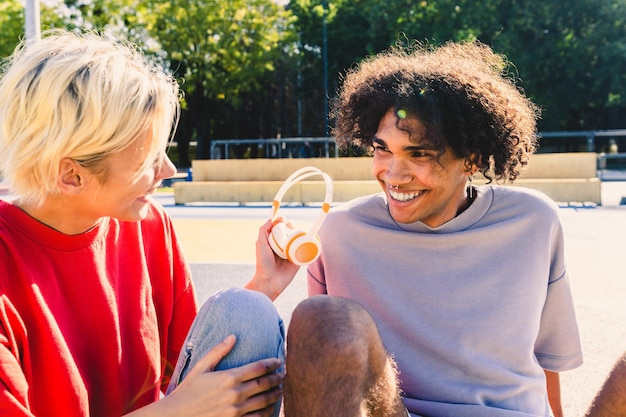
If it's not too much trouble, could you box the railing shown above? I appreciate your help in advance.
[538,129,626,153]
[208,137,338,159]
[171,130,626,160]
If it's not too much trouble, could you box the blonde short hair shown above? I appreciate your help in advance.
[0,30,180,206]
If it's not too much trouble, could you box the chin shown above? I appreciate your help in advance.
[389,210,417,224]
[117,205,151,222]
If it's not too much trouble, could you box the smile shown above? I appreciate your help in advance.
[389,189,422,202]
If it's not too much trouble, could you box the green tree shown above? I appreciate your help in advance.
[291,0,626,135]
[147,0,297,162]
[486,0,626,131]
[3,0,625,158]
[0,0,74,58]
[288,0,501,139]
[0,0,24,58]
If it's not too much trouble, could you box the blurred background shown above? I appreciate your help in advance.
[4,0,626,168]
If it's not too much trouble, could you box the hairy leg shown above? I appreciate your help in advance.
[283,295,406,417]
[585,351,626,417]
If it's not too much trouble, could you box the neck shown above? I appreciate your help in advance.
[456,186,476,216]
[16,197,100,235]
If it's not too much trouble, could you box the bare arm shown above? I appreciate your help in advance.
[585,352,626,417]
[545,370,563,417]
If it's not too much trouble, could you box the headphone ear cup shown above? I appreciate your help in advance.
[286,233,322,266]
[269,222,291,259]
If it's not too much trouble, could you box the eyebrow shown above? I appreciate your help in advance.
[373,136,435,152]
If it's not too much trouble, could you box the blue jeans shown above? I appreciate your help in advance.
[166,288,285,416]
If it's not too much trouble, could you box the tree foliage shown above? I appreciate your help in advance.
[0,0,24,58]
[486,0,626,130]
[1,0,625,162]
[146,0,297,160]
[290,0,626,133]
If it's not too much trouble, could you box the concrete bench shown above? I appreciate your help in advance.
[173,153,601,205]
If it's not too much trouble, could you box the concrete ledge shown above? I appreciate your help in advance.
[477,178,602,204]
[175,181,284,205]
[174,180,383,205]
[174,178,601,205]
[191,157,373,181]
[175,153,601,205]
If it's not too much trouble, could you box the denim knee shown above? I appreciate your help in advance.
[167,288,285,394]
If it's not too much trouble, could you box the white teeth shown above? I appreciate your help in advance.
[389,189,422,202]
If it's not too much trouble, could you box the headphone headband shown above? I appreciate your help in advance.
[271,166,333,235]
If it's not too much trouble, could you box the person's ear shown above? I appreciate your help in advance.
[58,158,84,194]
[464,153,481,175]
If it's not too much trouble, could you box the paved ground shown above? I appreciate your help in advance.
[2,181,626,416]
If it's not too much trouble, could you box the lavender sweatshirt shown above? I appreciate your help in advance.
[308,185,583,417]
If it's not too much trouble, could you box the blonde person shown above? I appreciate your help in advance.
[0,30,298,417]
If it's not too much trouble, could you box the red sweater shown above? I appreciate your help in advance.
[0,200,197,416]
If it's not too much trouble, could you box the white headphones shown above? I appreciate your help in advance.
[268,166,333,266]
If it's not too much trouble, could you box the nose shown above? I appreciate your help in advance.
[157,154,177,180]
[384,158,413,186]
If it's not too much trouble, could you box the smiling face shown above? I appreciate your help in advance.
[372,109,473,227]
[78,133,177,223]
[16,131,177,235]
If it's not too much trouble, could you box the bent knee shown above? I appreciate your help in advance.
[289,296,379,348]
[204,288,278,319]
[292,295,374,323]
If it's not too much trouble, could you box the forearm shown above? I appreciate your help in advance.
[545,370,563,417]
[245,277,280,301]
[123,397,173,417]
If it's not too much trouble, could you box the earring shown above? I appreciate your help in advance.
[467,175,474,199]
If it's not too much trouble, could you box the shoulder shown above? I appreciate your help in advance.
[326,193,388,223]
[485,185,562,224]
[319,192,401,237]
[493,185,559,210]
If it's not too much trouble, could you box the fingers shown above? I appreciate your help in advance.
[211,359,283,416]
[251,217,300,299]
[244,398,282,417]
[164,336,284,417]
[192,335,283,379]
[236,356,283,383]
[238,367,284,416]
[187,334,237,379]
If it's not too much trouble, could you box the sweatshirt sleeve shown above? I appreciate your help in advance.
[139,202,199,391]
[307,258,328,296]
[159,213,198,391]
[0,296,33,416]
[534,271,584,371]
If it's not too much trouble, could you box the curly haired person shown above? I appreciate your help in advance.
[283,42,583,417]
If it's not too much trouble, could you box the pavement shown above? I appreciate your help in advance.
[2,181,626,416]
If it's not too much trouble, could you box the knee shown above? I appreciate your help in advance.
[196,288,284,349]
[195,288,285,370]
[202,287,279,324]
[290,295,377,331]
[287,295,380,359]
